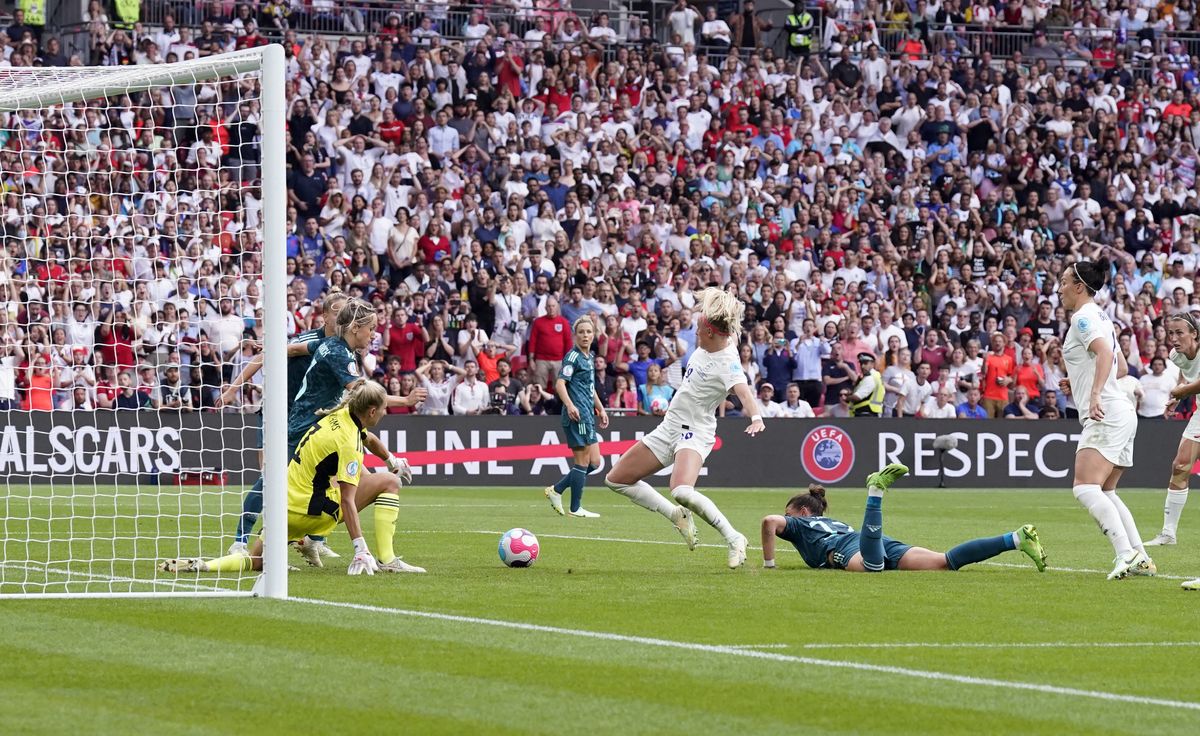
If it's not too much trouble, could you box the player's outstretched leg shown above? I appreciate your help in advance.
[606,442,696,548]
[859,463,909,572]
[943,524,1046,571]
[232,477,264,552]
[672,484,744,567]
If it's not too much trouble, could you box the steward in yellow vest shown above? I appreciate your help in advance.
[850,352,884,417]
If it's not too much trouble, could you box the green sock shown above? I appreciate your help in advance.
[205,553,253,573]
[373,493,400,564]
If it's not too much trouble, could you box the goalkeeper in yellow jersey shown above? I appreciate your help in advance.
[161,380,424,575]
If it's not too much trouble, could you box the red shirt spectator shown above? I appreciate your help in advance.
[386,312,425,372]
[94,322,137,372]
[981,335,1016,416]
[528,309,572,362]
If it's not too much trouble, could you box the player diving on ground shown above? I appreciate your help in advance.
[760,463,1048,573]
[161,381,407,576]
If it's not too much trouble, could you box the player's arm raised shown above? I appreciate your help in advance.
[760,515,786,568]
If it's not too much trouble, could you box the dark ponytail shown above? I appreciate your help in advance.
[1073,258,1110,295]
[786,484,829,515]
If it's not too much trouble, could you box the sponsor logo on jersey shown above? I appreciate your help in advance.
[800,424,855,483]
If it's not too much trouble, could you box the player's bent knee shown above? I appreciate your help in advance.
[605,472,627,491]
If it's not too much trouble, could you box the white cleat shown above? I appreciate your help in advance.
[671,506,698,550]
[569,508,600,518]
[1181,578,1200,591]
[314,539,340,558]
[727,534,748,569]
[544,486,565,516]
[291,538,323,568]
[227,541,248,556]
[160,558,206,573]
[378,557,426,574]
[1145,534,1177,547]
[1108,550,1153,580]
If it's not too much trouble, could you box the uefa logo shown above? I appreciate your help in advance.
[801,425,855,483]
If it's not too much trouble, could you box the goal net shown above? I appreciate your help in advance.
[0,47,288,598]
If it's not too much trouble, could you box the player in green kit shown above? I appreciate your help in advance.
[760,464,1047,573]
[221,293,350,556]
[545,316,609,518]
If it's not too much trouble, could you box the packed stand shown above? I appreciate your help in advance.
[2,1,1200,421]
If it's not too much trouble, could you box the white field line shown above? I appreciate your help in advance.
[797,641,1200,650]
[417,529,1198,582]
[0,561,239,593]
[288,596,1200,713]
[722,643,791,650]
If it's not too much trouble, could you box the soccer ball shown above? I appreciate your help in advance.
[650,396,670,414]
[498,528,540,567]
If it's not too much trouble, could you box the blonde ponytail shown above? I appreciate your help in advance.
[317,379,387,418]
[335,297,375,338]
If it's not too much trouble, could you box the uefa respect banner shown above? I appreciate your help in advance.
[0,413,1183,488]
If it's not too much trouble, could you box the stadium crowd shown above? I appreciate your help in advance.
[2,0,1200,420]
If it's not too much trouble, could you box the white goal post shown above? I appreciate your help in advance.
[0,46,287,599]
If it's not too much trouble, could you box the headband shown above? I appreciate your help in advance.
[1072,261,1094,294]
[701,315,730,337]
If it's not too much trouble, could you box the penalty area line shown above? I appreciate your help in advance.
[288,596,1200,712]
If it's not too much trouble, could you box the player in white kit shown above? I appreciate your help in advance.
[1057,259,1156,580]
[605,288,766,568]
[1146,313,1200,552]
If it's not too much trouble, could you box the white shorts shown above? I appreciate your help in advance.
[1078,408,1137,468]
[1183,412,1200,444]
[641,422,716,467]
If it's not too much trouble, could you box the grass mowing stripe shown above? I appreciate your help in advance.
[422,529,1198,582]
[797,641,1200,650]
[288,595,1200,713]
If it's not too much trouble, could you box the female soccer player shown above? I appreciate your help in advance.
[760,464,1047,573]
[545,316,609,518]
[161,381,406,576]
[1145,312,1200,548]
[1057,259,1155,579]
[604,288,765,568]
[287,298,426,571]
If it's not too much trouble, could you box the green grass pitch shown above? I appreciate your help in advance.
[2,483,1199,735]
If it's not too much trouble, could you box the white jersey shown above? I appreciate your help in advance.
[663,344,746,433]
[1170,348,1200,382]
[1063,302,1132,423]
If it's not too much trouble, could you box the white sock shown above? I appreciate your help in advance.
[1073,484,1133,556]
[671,485,740,544]
[1164,489,1189,537]
[1104,490,1145,554]
[605,477,675,520]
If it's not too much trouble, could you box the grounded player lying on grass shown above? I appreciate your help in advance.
[161,380,424,576]
[759,463,1048,572]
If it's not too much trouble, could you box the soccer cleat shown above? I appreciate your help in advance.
[569,508,600,518]
[227,541,248,556]
[727,534,748,569]
[291,538,323,568]
[1015,524,1048,572]
[1181,578,1200,591]
[314,539,340,558]
[1129,554,1157,577]
[1145,534,1177,547]
[544,486,565,516]
[378,557,427,574]
[160,558,205,573]
[1107,550,1152,580]
[866,462,910,493]
[671,505,698,550]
